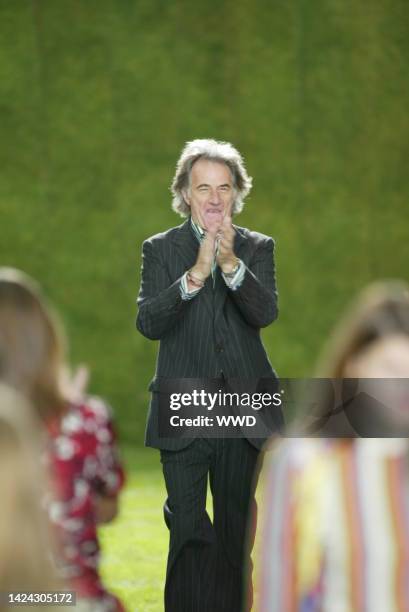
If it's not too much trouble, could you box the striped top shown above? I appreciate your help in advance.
[253,438,409,612]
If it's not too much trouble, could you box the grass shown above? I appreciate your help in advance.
[99,446,219,611]
[100,447,167,611]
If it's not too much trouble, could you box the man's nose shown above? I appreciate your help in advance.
[209,190,222,205]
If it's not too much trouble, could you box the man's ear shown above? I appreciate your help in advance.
[182,189,190,206]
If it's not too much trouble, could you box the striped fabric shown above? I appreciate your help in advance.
[136,217,279,450]
[160,437,260,611]
[253,438,409,612]
[136,217,282,611]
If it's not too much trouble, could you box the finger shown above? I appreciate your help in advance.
[221,214,230,229]
[219,230,234,245]
[207,224,221,239]
[203,234,218,250]
[72,364,90,395]
[218,223,234,237]
[217,239,232,252]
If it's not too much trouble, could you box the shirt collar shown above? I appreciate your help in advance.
[190,217,205,243]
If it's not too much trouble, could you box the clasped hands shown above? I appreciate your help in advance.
[188,215,238,290]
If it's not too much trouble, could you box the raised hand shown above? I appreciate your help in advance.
[216,215,238,273]
[62,364,90,403]
[188,231,218,289]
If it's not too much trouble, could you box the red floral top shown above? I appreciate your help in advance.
[45,397,125,611]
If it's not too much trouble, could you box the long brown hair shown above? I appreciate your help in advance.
[301,280,409,436]
[316,280,409,378]
[0,383,60,598]
[0,268,67,422]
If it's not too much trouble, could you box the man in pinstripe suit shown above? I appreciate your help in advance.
[136,139,283,612]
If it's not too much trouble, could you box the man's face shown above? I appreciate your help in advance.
[183,158,235,231]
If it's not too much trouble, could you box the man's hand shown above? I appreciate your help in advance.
[188,229,218,290]
[216,215,238,273]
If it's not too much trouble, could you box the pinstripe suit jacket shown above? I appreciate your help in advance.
[136,218,281,450]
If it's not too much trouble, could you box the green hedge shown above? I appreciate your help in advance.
[1,0,408,443]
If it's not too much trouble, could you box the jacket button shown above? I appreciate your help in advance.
[215,344,224,353]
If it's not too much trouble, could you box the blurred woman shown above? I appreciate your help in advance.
[253,281,409,612]
[309,280,409,437]
[0,383,59,609]
[0,268,125,612]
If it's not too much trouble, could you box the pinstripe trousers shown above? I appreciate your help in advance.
[160,438,260,612]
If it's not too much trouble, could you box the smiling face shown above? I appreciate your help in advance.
[183,158,235,231]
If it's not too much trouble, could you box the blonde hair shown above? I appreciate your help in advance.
[0,268,67,422]
[0,384,59,597]
[171,139,253,216]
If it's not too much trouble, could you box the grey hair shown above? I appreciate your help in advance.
[171,139,253,217]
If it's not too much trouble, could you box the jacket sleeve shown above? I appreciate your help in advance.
[136,238,191,340]
[230,237,278,328]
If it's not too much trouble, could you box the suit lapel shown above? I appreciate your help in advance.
[172,219,214,317]
[172,219,198,269]
[233,224,247,259]
[214,225,248,323]
[213,266,227,321]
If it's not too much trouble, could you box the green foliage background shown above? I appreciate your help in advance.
[1,1,408,444]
